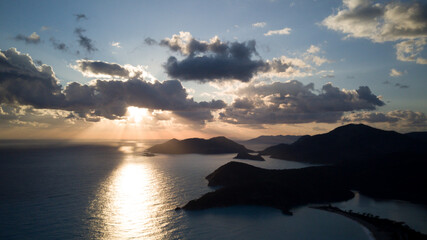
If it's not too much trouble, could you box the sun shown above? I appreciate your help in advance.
[126,106,149,123]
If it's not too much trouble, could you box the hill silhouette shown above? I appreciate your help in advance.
[146,136,252,154]
[179,124,427,215]
[260,124,423,164]
[181,161,353,214]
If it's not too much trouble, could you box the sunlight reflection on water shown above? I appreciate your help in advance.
[87,154,168,239]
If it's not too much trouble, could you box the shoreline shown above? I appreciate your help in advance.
[311,205,427,240]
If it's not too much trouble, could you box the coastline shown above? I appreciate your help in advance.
[311,206,427,240]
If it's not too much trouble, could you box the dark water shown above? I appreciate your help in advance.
[0,140,425,239]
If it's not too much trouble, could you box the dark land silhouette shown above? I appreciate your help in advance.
[146,136,252,154]
[312,206,427,240]
[239,135,303,146]
[179,124,427,217]
[233,152,265,161]
[260,124,424,164]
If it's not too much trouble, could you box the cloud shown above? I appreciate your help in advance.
[63,79,226,122]
[310,56,330,66]
[383,79,409,89]
[41,26,50,31]
[144,37,158,45]
[394,83,409,89]
[0,48,226,124]
[111,42,121,48]
[74,14,88,21]
[395,39,427,64]
[14,32,41,44]
[262,56,313,78]
[342,110,427,127]
[252,22,267,28]
[0,103,77,129]
[74,28,98,53]
[72,60,132,78]
[219,80,384,124]
[322,0,427,63]
[71,59,157,81]
[157,32,315,82]
[50,37,68,51]
[303,45,331,66]
[306,45,320,54]
[159,32,268,82]
[389,68,403,77]
[264,27,292,36]
[317,70,335,78]
[0,48,65,109]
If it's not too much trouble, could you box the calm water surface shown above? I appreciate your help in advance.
[0,140,426,239]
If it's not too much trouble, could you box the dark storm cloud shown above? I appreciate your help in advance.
[164,53,267,83]
[14,32,41,44]
[158,32,311,82]
[63,79,226,121]
[162,38,268,82]
[74,14,88,21]
[74,60,131,78]
[232,98,254,110]
[0,48,65,109]
[219,80,385,124]
[0,48,225,124]
[50,37,68,51]
[74,28,98,53]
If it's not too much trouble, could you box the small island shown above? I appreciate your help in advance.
[146,136,252,154]
[142,152,156,157]
[233,152,265,161]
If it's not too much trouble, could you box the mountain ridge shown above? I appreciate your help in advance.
[260,123,423,164]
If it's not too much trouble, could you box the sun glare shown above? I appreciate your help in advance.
[127,106,149,123]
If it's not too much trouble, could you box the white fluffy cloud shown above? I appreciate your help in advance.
[264,27,292,36]
[252,22,266,28]
[395,39,427,64]
[322,0,427,64]
[389,68,403,77]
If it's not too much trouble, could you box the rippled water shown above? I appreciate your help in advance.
[1,140,426,239]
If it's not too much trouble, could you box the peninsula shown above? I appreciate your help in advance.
[312,205,427,240]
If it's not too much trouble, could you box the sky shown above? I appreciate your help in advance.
[0,0,426,140]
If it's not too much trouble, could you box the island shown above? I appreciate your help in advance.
[146,136,252,154]
[233,152,265,161]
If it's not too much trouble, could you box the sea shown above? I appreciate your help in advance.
[1,140,426,240]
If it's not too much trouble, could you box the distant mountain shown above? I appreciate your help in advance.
[146,136,252,154]
[240,135,303,145]
[260,124,424,164]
